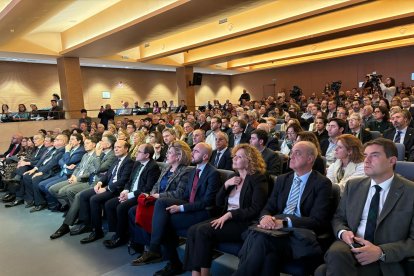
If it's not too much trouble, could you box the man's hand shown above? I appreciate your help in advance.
[96,187,106,194]
[68,175,77,184]
[32,172,43,178]
[66,164,76,170]
[118,190,128,202]
[166,205,180,214]
[351,237,383,266]
[258,215,283,230]
[340,230,355,245]
[24,169,36,175]
[94,182,102,193]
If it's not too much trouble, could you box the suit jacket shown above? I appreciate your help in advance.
[229,133,250,148]
[314,129,329,144]
[2,143,21,158]
[154,164,192,198]
[183,132,194,147]
[59,146,86,176]
[261,147,282,176]
[244,124,255,136]
[383,127,414,159]
[73,152,101,181]
[98,109,115,128]
[175,163,221,212]
[175,105,187,113]
[124,159,161,197]
[28,145,48,167]
[261,170,332,234]
[216,173,268,222]
[332,175,414,274]
[195,122,211,133]
[266,136,280,151]
[37,147,65,178]
[209,148,233,170]
[100,156,134,193]
[350,128,372,144]
[97,149,116,174]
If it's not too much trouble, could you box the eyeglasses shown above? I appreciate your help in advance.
[289,151,304,158]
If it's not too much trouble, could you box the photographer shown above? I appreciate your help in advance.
[379,76,396,102]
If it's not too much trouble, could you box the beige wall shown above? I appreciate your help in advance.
[231,45,414,100]
[194,74,232,106]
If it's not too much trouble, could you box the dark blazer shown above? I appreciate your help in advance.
[229,133,250,148]
[266,136,280,151]
[320,139,332,156]
[97,150,116,173]
[28,145,48,167]
[101,156,134,193]
[37,147,65,178]
[59,146,86,176]
[261,170,332,234]
[261,147,282,176]
[175,163,221,212]
[210,148,233,170]
[332,175,414,274]
[244,124,255,136]
[48,106,64,119]
[98,109,115,128]
[2,143,21,157]
[175,105,187,113]
[358,128,372,144]
[383,127,414,159]
[154,164,192,198]
[195,122,211,133]
[216,173,268,222]
[124,159,161,197]
[314,129,329,144]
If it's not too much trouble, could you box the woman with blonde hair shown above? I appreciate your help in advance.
[129,131,146,160]
[173,124,185,141]
[107,124,117,136]
[184,144,268,276]
[326,134,365,193]
[117,128,129,142]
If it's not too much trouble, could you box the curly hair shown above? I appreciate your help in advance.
[231,144,266,175]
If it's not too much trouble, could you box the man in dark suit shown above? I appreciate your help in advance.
[250,129,282,176]
[401,97,414,118]
[132,143,220,276]
[5,134,68,208]
[103,144,161,248]
[314,117,329,143]
[321,118,346,167]
[229,119,250,148]
[256,123,279,151]
[98,104,115,129]
[348,113,372,144]
[383,109,414,160]
[175,100,187,113]
[47,99,64,119]
[209,131,233,170]
[233,141,332,276]
[195,113,210,133]
[316,138,414,276]
[78,140,134,244]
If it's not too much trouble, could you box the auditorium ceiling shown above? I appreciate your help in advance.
[0,0,413,75]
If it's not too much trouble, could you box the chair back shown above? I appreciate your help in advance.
[395,143,406,161]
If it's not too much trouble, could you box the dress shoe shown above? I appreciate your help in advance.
[30,204,47,213]
[153,262,184,276]
[25,201,34,208]
[131,251,162,266]
[127,241,144,255]
[2,193,15,203]
[50,224,70,239]
[5,199,24,208]
[103,237,127,249]
[80,231,104,244]
[70,224,92,236]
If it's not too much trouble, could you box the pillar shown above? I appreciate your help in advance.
[176,66,195,112]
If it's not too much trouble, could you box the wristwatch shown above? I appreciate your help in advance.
[282,218,288,228]
[379,250,386,262]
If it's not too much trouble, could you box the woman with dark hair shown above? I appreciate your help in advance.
[378,98,390,110]
[280,122,302,157]
[379,76,396,102]
[326,134,365,194]
[1,104,11,122]
[183,144,268,276]
[366,106,392,132]
[160,100,168,114]
[153,101,160,114]
[13,104,30,121]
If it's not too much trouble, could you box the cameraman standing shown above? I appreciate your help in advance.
[379,76,396,102]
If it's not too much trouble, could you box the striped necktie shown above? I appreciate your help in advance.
[283,177,302,215]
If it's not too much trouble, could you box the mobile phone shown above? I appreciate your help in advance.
[350,242,363,249]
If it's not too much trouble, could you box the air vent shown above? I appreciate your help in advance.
[219,18,227,24]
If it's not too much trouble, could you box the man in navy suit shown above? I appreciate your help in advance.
[383,110,414,160]
[132,142,221,276]
[6,134,68,208]
[209,132,233,170]
[233,141,332,276]
[78,139,134,244]
[103,143,161,248]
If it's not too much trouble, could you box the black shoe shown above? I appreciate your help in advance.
[153,262,184,276]
[131,251,162,266]
[2,193,15,203]
[70,224,92,236]
[25,201,34,208]
[80,231,104,244]
[103,237,127,249]
[127,241,144,255]
[50,224,70,239]
[5,199,24,208]
[30,204,47,213]
[59,204,69,212]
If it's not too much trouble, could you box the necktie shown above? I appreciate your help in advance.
[283,177,302,215]
[7,145,18,157]
[214,151,221,167]
[394,130,402,143]
[364,185,382,243]
[189,169,201,203]
[109,159,121,183]
[131,163,144,192]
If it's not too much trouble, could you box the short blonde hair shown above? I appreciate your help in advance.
[169,140,192,166]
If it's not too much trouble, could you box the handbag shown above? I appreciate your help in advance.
[135,194,157,233]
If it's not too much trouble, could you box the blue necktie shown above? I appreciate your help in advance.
[394,130,402,143]
[284,177,302,215]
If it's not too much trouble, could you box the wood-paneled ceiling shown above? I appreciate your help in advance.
[0,0,413,75]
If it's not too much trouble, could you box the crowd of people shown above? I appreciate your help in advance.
[0,78,413,276]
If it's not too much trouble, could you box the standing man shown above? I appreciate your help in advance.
[98,104,115,129]
[317,138,414,276]
[239,89,251,105]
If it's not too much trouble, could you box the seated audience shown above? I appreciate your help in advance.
[209,131,233,170]
[321,118,346,167]
[250,129,282,175]
[366,106,392,133]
